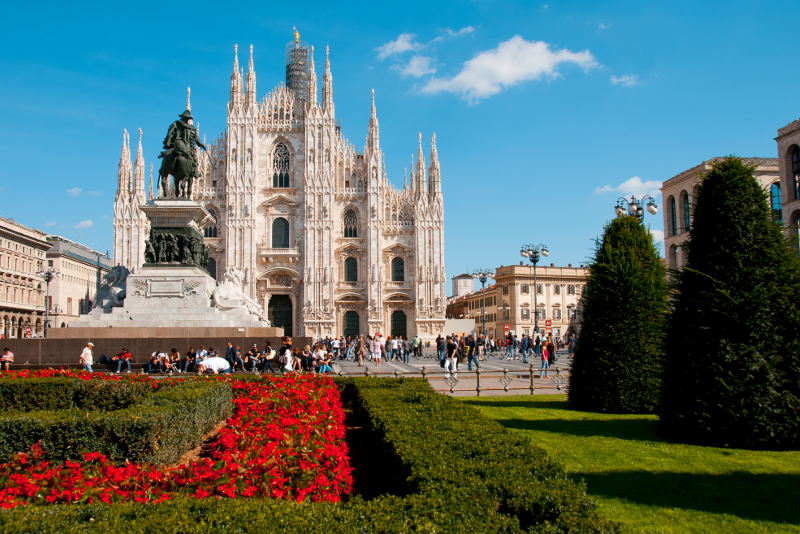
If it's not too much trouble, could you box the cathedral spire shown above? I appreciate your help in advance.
[186,86,191,113]
[116,129,131,201]
[307,45,317,105]
[148,163,154,201]
[230,44,243,110]
[428,132,441,198]
[133,128,145,196]
[367,89,379,153]
[404,167,408,191]
[245,45,257,111]
[322,45,333,112]
[415,132,426,196]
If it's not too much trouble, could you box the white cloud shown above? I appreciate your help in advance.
[86,190,103,196]
[73,220,93,228]
[595,176,662,198]
[375,33,425,60]
[420,36,598,102]
[611,74,639,87]
[446,26,475,37]
[598,23,612,30]
[67,187,82,197]
[395,55,438,78]
[650,229,665,242]
[43,221,55,227]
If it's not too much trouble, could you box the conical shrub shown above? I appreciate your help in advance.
[569,214,668,413]
[660,157,800,449]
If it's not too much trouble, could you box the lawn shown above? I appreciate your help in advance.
[461,395,800,534]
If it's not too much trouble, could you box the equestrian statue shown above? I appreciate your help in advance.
[157,88,206,199]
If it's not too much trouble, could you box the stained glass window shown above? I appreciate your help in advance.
[273,144,290,188]
[344,209,357,238]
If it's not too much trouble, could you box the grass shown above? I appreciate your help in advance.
[461,395,800,534]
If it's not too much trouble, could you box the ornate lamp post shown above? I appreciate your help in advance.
[36,262,60,338]
[614,195,658,222]
[520,244,549,335]
[472,268,495,336]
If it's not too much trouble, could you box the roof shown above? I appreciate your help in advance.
[664,157,778,185]
[453,273,473,279]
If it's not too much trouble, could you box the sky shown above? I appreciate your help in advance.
[1,0,798,294]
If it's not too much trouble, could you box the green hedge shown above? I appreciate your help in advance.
[0,377,615,533]
[0,378,153,412]
[0,380,232,465]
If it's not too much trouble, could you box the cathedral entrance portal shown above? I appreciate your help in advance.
[391,311,407,339]
[343,311,359,338]
[268,295,293,336]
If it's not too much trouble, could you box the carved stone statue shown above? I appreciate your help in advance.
[91,265,130,312]
[211,267,268,323]
[157,96,206,199]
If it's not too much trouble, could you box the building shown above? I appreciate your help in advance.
[113,128,150,272]
[451,273,473,298]
[113,37,447,340]
[660,158,781,269]
[447,263,588,340]
[775,119,800,249]
[44,236,113,328]
[0,216,49,338]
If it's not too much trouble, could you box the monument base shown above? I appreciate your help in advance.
[47,326,284,339]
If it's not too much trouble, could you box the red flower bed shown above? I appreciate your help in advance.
[0,372,352,508]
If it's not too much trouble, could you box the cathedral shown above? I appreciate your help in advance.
[112,36,447,340]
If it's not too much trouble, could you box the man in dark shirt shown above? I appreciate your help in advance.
[466,335,479,371]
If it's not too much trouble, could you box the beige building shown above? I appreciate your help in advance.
[660,158,781,269]
[44,236,113,329]
[775,119,800,249]
[447,263,587,341]
[0,216,49,338]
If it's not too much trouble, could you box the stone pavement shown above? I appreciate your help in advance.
[331,347,571,397]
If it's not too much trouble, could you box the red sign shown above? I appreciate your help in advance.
[504,324,509,332]
[545,320,552,327]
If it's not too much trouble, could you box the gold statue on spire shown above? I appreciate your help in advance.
[293,26,300,44]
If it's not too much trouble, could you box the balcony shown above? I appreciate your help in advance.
[337,281,366,290]
[259,247,301,264]
[385,281,411,290]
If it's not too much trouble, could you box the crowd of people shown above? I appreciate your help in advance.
[66,331,577,376]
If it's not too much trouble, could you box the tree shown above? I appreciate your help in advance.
[660,157,800,449]
[569,214,668,413]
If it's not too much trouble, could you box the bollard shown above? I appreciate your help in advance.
[502,368,509,392]
[529,364,535,395]
[421,366,427,380]
[394,370,399,379]
[476,368,481,396]
[364,367,370,377]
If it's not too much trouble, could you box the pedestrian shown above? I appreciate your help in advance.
[391,336,400,361]
[466,335,479,371]
[444,336,458,378]
[568,334,577,357]
[114,348,132,373]
[371,335,382,366]
[547,337,556,365]
[79,342,94,373]
[261,341,276,373]
[278,336,293,374]
[1,348,14,371]
[225,342,235,370]
[541,342,549,378]
[355,335,364,366]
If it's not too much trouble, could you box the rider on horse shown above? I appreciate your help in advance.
[158,108,206,198]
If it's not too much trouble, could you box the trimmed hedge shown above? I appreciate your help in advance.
[0,377,615,533]
[0,378,152,412]
[0,379,232,465]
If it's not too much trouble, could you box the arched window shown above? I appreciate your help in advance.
[670,197,677,236]
[682,192,690,231]
[391,257,404,282]
[343,209,357,238]
[771,183,783,223]
[204,209,219,238]
[344,257,357,282]
[272,218,289,248]
[793,146,800,199]
[273,144,290,188]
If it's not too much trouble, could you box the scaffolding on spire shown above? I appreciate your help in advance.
[286,30,309,107]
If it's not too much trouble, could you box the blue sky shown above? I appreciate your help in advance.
[1,1,798,293]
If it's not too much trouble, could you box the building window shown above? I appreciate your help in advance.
[536,284,542,295]
[343,209,358,238]
[771,183,783,223]
[272,218,290,248]
[204,209,219,238]
[391,257,404,282]
[503,285,509,295]
[521,284,529,294]
[521,308,529,320]
[273,144,290,188]
[567,285,575,295]
[503,308,509,321]
[793,145,800,200]
[683,191,691,231]
[553,308,561,320]
[670,196,677,236]
[67,298,72,316]
[567,308,577,320]
[345,257,357,282]
[554,285,561,295]
[536,309,546,320]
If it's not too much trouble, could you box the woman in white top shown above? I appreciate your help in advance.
[372,335,382,366]
[391,337,399,361]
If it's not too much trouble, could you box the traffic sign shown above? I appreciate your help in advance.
[545,320,552,327]
[504,324,509,332]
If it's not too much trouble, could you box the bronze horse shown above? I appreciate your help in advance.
[158,110,205,199]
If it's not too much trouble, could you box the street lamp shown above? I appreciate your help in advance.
[472,268,495,336]
[614,195,658,222]
[520,244,549,336]
[36,262,60,338]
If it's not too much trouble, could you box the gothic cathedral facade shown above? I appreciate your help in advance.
[113,41,447,340]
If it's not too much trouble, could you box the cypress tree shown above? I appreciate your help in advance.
[569,214,668,413]
[660,157,800,449]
